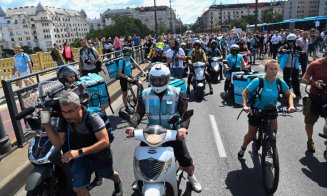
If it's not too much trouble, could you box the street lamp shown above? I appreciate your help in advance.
[154,0,158,36]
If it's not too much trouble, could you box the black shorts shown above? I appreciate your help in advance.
[119,75,135,92]
[248,112,277,127]
[140,140,193,168]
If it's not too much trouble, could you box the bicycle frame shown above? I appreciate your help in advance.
[127,78,143,109]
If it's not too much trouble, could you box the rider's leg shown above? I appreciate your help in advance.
[205,71,213,94]
[324,119,327,136]
[187,72,193,94]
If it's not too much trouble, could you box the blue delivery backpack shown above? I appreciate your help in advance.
[169,77,187,94]
[105,60,118,79]
[233,72,266,105]
[77,73,113,112]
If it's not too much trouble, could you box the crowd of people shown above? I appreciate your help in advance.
[11,26,327,195]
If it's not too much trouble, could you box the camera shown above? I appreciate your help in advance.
[84,58,92,64]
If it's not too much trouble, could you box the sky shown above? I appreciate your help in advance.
[0,0,272,24]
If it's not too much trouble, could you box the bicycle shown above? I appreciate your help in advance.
[126,77,144,111]
[251,107,292,194]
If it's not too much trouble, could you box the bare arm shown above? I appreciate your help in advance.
[81,128,110,155]
[42,124,66,149]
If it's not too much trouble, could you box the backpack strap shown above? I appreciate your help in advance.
[248,77,264,108]
[276,77,283,98]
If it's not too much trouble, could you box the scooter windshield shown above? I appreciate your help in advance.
[143,125,167,146]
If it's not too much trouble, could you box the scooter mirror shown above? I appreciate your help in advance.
[182,110,194,122]
[119,110,131,122]
[168,114,180,125]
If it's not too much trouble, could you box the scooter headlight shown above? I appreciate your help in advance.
[144,133,164,146]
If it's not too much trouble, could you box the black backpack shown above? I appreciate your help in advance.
[50,49,58,61]
[248,77,283,107]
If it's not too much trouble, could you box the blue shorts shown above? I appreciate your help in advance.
[71,149,114,189]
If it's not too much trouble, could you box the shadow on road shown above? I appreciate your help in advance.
[299,151,327,188]
[225,151,268,196]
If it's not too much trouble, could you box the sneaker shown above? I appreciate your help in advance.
[238,148,245,159]
[307,139,315,153]
[187,175,202,192]
[113,181,123,196]
[125,107,133,115]
[132,181,139,191]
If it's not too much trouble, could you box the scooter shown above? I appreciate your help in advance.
[192,61,206,100]
[15,81,76,196]
[119,110,194,196]
[209,57,222,83]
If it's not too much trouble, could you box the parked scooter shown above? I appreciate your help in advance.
[119,110,194,196]
[16,81,100,196]
[191,61,206,100]
[209,57,222,83]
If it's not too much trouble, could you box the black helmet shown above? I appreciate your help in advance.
[211,40,218,48]
[122,47,132,56]
[230,44,240,54]
[57,65,80,86]
[236,39,245,46]
[193,40,201,47]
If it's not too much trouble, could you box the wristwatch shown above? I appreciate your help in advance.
[78,148,84,157]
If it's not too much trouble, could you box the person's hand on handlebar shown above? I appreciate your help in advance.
[177,128,187,140]
[126,127,135,138]
[313,80,326,89]
[243,106,252,114]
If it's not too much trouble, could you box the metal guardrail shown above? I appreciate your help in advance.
[0,45,145,148]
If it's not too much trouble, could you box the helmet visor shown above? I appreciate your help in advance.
[150,75,170,87]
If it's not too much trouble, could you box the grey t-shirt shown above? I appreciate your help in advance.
[78,47,99,71]
[58,112,105,135]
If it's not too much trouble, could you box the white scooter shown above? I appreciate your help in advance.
[192,61,206,100]
[119,110,194,196]
[209,57,222,83]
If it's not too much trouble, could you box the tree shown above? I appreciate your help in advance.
[262,8,283,23]
[33,47,42,53]
[243,15,258,25]
[86,15,154,40]
[70,39,81,48]
[230,18,248,30]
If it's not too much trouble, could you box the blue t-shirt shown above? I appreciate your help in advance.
[246,77,289,109]
[118,56,133,76]
[14,53,30,73]
[225,54,243,69]
[133,36,140,46]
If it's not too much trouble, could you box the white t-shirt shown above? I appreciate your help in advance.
[167,48,185,68]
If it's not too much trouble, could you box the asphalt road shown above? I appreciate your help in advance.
[15,63,327,196]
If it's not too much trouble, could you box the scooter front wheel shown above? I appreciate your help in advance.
[26,180,51,196]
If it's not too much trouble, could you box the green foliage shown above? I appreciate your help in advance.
[70,39,81,48]
[262,8,283,23]
[230,18,248,30]
[33,47,42,53]
[86,15,154,40]
[243,15,258,25]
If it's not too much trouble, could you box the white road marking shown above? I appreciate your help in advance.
[209,115,227,158]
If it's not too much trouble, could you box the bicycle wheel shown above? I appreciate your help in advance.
[261,138,280,194]
[127,86,138,108]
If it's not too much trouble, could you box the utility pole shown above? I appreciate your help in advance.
[154,0,158,36]
[220,1,223,32]
[254,0,258,32]
[211,12,213,34]
[169,0,173,34]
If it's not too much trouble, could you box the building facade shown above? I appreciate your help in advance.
[88,6,178,33]
[198,2,284,31]
[0,3,89,54]
[284,0,321,20]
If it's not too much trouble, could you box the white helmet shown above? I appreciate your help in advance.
[286,33,297,41]
[149,63,170,93]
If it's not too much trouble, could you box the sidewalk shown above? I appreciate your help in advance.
[0,63,149,195]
